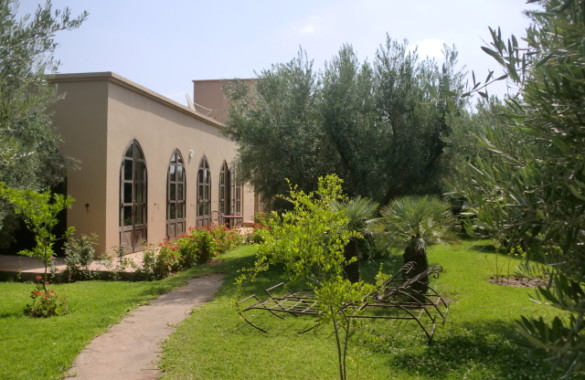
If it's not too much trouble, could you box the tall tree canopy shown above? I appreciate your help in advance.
[0,0,86,243]
[225,36,466,208]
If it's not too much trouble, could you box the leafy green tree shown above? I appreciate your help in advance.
[224,51,329,209]
[379,195,457,293]
[0,183,74,287]
[373,39,465,206]
[225,37,466,208]
[237,175,374,380]
[449,0,585,376]
[445,98,544,250]
[0,0,86,246]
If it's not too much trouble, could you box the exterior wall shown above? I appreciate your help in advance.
[192,79,254,124]
[52,77,109,253]
[52,72,255,255]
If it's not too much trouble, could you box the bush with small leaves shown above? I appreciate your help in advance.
[63,233,98,281]
[24,276,68,318]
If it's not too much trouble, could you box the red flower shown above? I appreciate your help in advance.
[35,275,43,281]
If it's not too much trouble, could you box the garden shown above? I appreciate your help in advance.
[0,175,562,379]
[0,239,558,380]
[1,1,583,379]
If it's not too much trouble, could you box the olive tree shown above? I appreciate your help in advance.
[448,1,585,376]
[0,0,86,245]
[225,36,466,209]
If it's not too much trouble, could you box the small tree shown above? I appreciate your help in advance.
[380,195,457,293]
[237,175,374,380]
[0,183,74,288]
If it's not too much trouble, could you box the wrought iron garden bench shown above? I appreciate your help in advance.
[237,262,450,342]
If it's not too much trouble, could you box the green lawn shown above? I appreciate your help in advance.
[0,242,560,379]
[160,242,559,379]
[0,263,221,380]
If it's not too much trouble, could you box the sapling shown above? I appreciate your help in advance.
[237,175,376,380]
[0,183,74,290]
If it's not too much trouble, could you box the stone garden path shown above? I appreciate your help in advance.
[63,274,224,380]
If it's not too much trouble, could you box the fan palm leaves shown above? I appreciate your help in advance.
[380,195,457,251]
[330,196,379,282]
[380,195,457,292]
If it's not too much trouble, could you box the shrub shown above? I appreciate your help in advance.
[63,233,98,281]
[154,241,182,277]
[208,225,243,254]
[177,234,199,268]
[24,276,68,318]
[136,243,157,280]
[245,223,269,244]
[192,229,217,264]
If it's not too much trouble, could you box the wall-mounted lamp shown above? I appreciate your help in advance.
[85,203,90,213]
[189,149,195,159]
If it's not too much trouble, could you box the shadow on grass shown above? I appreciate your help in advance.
[0,310,23,319]
[466,241,499,255]
[364,319,556,379]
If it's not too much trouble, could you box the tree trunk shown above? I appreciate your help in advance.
[343,239,360,283]
[402,240,429,294]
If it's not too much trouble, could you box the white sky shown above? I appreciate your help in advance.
[21,0,535,104]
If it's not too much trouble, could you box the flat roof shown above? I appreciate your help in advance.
[52,72,225,130]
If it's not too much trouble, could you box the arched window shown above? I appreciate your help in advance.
[230,165,243,227]
[120,140,147,253]
[196,156,211,227]
[167,150,185,239]
[218,161,231,225]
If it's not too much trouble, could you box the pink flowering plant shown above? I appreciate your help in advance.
[24,276,68,318]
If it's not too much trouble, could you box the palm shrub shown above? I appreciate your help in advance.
[330,196,379,283]
[380,195,457,293]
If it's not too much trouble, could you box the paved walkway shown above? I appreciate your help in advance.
[0,253,144,274]
[1,255,224,379]
[64,274,225,380]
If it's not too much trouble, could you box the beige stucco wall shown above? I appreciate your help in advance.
[52,72,255,255]
[192,78,254,124]
[52,77,109,253]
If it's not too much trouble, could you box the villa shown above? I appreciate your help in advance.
[51,72,256,254]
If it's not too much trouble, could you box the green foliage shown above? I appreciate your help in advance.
[245,174,357,287]
[0,0,86,243]
[205,224,243,255]
[447,0,585,376]
[24,276,68,318]
[330,195,379,236]
[161,243,558,379]
[187,228,216,264]
[225,37,466,207]
[380,195,458,253]
[331,195,380,281]
[0,265,206,379]
[63,233,97,281]
[154,242,183,278]
[0,183,74,282]
[238,175,381,379]
[139,244,157,280]
[137,225,242,280]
